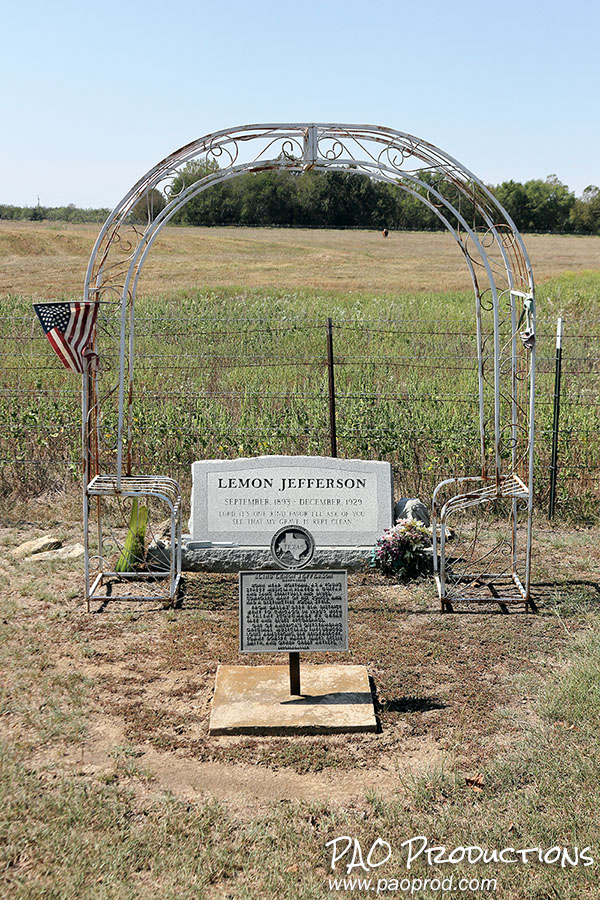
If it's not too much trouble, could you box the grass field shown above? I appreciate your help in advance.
[1,227,600,517]
[1,219,600,296]
[1,223,600,898]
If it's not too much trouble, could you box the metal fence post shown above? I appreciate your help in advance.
[326,317,337,458]
[549,316,563,519]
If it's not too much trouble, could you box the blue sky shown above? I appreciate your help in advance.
[1,0,598,207]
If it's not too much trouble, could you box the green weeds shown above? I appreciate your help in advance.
[3,274,600,521]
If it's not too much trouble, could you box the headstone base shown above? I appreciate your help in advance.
[209,664,377,735]
[149,541,371,572]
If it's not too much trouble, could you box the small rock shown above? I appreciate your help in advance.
[12,536,62,559]
[394,498,430,527]
[27,543,85,562]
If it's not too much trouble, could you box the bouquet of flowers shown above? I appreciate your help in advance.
[369,518,431,579]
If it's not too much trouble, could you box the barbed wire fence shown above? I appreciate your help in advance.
[1,309,599,522]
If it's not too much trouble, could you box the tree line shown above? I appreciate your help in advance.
[168,164,600,234]
[0,203,110,224]
[2,165,599,234]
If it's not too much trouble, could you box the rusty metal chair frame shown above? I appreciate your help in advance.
[81,123,535,611]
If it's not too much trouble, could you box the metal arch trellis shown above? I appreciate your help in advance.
[81,122,536,611]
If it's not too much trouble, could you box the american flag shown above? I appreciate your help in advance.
[33,302,98,374]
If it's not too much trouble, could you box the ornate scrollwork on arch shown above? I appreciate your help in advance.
[83,121,535,501]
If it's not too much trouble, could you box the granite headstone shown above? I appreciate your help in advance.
[190,455,393,548]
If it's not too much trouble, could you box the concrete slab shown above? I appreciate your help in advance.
[209,664,377,736]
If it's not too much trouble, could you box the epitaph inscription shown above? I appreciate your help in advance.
[190,456,393,546]
[239,570,348,653]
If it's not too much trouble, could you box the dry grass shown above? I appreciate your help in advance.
[1,520,600,898]
[3,220,600,897]
[1,220,600,297]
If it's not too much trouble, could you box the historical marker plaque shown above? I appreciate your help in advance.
[239,569,348,653]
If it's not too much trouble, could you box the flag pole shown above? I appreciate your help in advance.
[89,342,102,560]
[82,362,91,611]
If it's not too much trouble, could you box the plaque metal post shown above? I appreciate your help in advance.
[268,525,317,698]
[289,651,301,695]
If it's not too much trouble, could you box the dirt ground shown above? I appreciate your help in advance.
[3,516,598,817]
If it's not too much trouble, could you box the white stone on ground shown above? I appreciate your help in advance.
[12,536,62,559]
